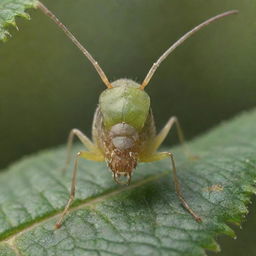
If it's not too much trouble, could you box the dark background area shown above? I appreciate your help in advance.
[0,0,255,255]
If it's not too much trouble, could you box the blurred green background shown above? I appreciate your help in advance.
[0,0,255,255]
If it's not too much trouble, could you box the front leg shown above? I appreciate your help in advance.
[56,150,104,229]
[63,128,101,173]
[140,152,202,222]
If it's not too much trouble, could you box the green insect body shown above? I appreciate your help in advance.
[99,79,150,131]
[37,2,238,228]
[94,79,155,184]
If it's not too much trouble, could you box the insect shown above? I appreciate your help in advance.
[38,2,238,228]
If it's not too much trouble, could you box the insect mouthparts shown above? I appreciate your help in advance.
[113,171,131,185]
[112,172,131,185]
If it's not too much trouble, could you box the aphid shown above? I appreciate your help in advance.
[38,2,238,228]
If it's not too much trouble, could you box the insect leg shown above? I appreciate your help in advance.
[55,150,104,229]
[147,116,195,158]
[140,152,202,222]
[63,128,99,173]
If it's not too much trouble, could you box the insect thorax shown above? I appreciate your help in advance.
[99,79,150,131]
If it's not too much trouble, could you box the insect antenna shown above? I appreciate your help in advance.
[140,10,238,89]
[38,1,112,88]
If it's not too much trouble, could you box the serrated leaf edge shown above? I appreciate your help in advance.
[0,0,38,42]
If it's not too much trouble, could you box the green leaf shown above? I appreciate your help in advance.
[0,0,38,41]
[0,109,256,256]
